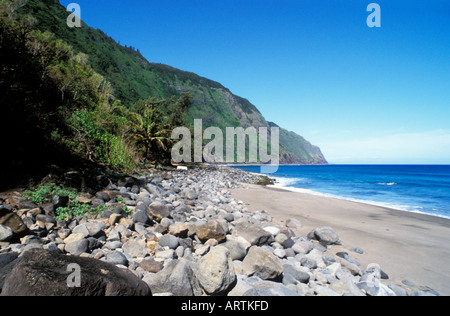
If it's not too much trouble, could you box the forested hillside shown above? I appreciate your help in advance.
[0,0,326,188]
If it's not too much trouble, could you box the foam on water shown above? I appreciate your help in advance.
[232,165,450,221]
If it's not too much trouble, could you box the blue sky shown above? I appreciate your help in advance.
[60,0,450,164]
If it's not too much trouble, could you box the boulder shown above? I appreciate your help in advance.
[307,226,342,246]
[0,225,13,242]
[158,234,179,250]
[122,239,147,258]
[196,220,226,243]
[139,258,164,273]
[241,246,283,281]
[233,221,273,246]
[147,202,170,222]
[197,246,236,295]
[292,239,314,254]
[64,239,89,256]
[0,249,151,296]
[0,207,28,238]
[143,259,202,296]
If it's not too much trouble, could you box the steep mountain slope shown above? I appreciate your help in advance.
[21,0,327,164]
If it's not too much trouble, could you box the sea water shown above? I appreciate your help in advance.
[232,165,450,220]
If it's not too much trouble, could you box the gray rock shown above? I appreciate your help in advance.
[84,221,106,238]
[336,252,360,266]
[147,202,170,222]
[357,281,396,296]
[197,246,236,295]
[0,252,18,269]
[17,198,38,210]
[282,263,310,284]
[158,234,179,250]
[300,257,318,269]
[64,238,89,256]
[103,251,128,266]
[72,224,90,237]
[184,189,198,200]
[243,277,300,296]
[242,246,284,281]
[307,226,342,246]
[350,247,364,254]
[96,191,111,202]
[35,214,57,226]
[292,239,313,254]
[233,221,273,246]
[388,284,409,296]
[91,198,105,208]
[314,285,341,296]
[0,224,14,242]
[143,259,202,296]
[103,241,123,250]
[139,257,164,273]
[133,209,150,225]
[223,237,247,260]
[156,249,175,260]
[411,289,439,296]
[122,239,147,258]
[196,220,226,243]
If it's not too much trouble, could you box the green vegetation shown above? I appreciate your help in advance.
[55,200,108,221]
[1,0,326,190]
[255,176,275,186]
[14,0,326,167]
[0,0,193,181]
[22,182,133,220]
[22,183,77,204]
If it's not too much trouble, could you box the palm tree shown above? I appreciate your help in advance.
[129,102,172,166]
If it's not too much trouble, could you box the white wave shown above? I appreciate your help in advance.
[271,176,306,187]
[378,182,398,186]
[267,184,450,221]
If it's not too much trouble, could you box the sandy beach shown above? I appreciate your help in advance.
[231,183,450,295]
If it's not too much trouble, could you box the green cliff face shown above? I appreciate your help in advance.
[21,0,327,164]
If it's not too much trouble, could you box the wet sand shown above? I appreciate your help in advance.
[230,183,450,295]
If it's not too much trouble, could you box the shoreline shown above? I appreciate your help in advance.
[268,180,450,221]
[230,166,450,221]
[230,182,450,295]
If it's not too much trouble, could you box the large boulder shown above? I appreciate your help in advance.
[197,246,236,295]
[143,259,202,296]
[241,246,284,281]
[0,249,151,296]
[196,220,226,243]
[232,221,273,246]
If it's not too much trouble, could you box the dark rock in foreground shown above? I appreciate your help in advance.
[0,249,151,296]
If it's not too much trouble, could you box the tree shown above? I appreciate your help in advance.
[129,99,172,166]
[167,93,193,128]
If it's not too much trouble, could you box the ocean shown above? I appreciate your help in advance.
[231,165,450,220]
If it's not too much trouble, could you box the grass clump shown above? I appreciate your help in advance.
[55,201,108,220]
[22,183,77,204]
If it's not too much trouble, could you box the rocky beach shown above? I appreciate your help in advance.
[0,165,444,296]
